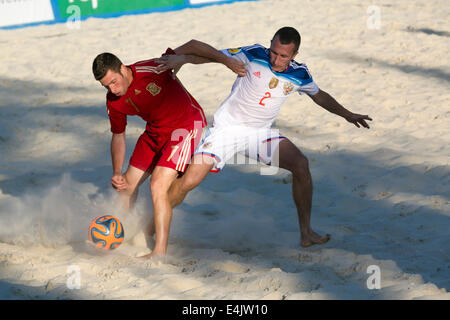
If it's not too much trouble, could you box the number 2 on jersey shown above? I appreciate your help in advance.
[259,92,271,107]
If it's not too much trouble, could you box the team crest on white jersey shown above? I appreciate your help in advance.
[269,77,279,89]
[283,82,294,95]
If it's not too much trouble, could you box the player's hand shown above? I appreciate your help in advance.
[155,55,185,77]
[224,57,246,77]
[111,174,128,191]
[345,113,372,129]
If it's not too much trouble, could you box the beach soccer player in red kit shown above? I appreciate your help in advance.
[92,45,244,258]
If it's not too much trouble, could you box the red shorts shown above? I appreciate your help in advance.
[129,127,203,174]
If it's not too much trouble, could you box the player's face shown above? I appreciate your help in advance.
[269,36,298,72]
[99,67,129,96]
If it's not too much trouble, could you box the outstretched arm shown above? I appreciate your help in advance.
[155,39,246,76]
[173,39,230,63]
[309,89,372,129]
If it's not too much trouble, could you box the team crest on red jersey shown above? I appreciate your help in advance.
[146,82,161,96]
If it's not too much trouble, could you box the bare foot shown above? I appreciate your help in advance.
[301,232,330,248]
[137,251,165,260]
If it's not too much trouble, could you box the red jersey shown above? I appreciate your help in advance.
[106,48,206,136]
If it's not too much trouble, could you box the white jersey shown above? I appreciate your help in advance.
[214,44,319,128]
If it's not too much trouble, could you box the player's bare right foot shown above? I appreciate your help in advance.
[301,231,330,248]
[137,250,165,260]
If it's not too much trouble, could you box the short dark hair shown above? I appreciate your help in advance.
[272,27,301,53]
[92,52,123,81]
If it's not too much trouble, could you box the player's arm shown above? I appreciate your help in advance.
[173,39,230,63]
[309,89,372,128]
[110,131,127,190]
[111,132,126,175]
[155,54,211,77]
[156,39,246,76]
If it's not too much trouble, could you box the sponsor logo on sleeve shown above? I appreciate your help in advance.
[228,48,241,54]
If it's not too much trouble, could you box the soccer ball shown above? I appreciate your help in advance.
[89,215,124,250]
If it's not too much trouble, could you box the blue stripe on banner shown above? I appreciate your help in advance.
[1,20,58,30]
[0,0,259,30]
[188,0,255,8]
[50,0,61,20]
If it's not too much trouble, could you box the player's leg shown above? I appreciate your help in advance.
[271,138,330,247]
[168,125,229,208]
[121,131,159,240]
[145,165,179,257]
[117,165,151,210]
[142,127,209,257]
[168,153,215,208]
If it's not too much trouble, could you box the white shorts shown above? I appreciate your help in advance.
[194,125,287,172]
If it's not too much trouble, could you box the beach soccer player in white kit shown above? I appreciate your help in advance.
[155,27,372,250]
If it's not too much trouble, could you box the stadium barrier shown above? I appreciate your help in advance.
[0,0,258,29]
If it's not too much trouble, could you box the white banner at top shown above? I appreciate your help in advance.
[0,0,54,27]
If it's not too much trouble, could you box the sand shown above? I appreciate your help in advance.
[0,0,449,300]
